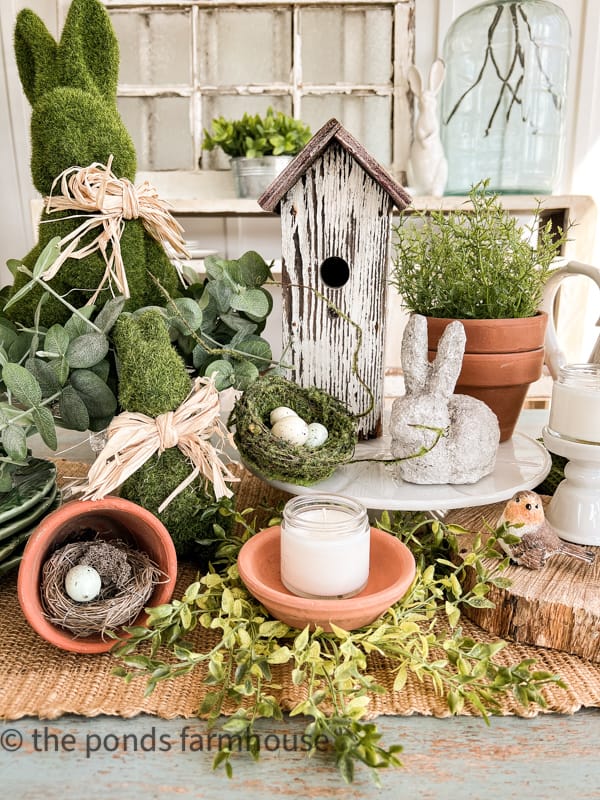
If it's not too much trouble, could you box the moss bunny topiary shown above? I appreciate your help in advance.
[113,310,230,562]
[7,0,181,326]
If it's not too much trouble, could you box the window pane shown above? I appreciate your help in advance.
[198,9,291,85]
[302,94,392,166]
[118,96,193,170]
[201,95,293,169]
[110,10,191,85]
[301,8,393,85]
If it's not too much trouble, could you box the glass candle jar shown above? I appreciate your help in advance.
[280,494,370,599]
[548,364,600,444]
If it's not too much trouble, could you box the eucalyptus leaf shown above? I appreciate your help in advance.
[205,359,235,391]
[94,296,126,333]
[2,279,36,311]
[44,324,69,358]
[8,333,33,364]
[1,425,27,462]
[49,357,69,386]
[59,385,90,431]
[207,281,233,315]
[233,360,259,390]
[64,305,96,339]
[218,313,257,336]
[31,406,57,450]
[0,465,13,492]
[171,297,203,333]
[2,363,42,407]
[192,343,212,372]
[32,236,61,279]
[65,333,109,369]
[204,255,225,281]
[89,358,111,383]
[69,369,117,419]
[230,288,270,320]
[227,250,272,287]
[0,318,18,351]
[233,335,272,367]
[25,357,61,397]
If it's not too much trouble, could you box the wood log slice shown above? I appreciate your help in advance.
[445,498,600,663]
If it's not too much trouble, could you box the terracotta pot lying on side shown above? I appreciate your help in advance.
[18,497,178,654]
[426,312,548,442]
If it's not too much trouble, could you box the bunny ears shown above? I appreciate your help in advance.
[407,59,446,99]
[402,314,466,399]
[15,0,119,106]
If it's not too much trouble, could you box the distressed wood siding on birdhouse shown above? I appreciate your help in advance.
[279,143,392,438]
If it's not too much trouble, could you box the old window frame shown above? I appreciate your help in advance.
[82,0,415,178]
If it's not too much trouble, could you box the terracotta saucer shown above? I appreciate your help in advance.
[237,526,416,631]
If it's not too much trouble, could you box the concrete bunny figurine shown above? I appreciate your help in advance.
[389,314,500,484]
[7,0,181,327]
[407,60,448,197]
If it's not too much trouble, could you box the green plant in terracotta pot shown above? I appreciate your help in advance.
[390,181,565,440]
[202,107,312,198]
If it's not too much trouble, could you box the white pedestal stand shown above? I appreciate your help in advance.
[543,426,600,546]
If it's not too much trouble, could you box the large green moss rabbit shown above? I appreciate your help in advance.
[7,0,181,326]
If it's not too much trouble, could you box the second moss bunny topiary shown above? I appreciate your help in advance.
[7,0,181,326]
[113,310,231,562]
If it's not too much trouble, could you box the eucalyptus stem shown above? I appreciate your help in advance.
[18,266,103,333]
[0,391,61,429]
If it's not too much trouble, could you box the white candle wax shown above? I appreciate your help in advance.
[549,365,600,444]
[280,500,370,599]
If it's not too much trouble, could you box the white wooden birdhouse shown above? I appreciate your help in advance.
[259,118,411,439]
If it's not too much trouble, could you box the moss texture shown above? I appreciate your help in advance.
[7,0,180,327]
[230,374,357,485]
[114,310,229,562]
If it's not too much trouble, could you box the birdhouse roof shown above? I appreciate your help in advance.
[258,118,412,213]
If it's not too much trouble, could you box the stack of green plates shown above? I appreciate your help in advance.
[0,459,60,578]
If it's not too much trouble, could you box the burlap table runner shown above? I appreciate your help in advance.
[1,459,599,721]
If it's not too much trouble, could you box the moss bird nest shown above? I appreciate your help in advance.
[230,375,357,485]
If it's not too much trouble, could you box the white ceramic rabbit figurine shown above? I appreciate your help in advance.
[407,60,448,197]
[389,315,500,484]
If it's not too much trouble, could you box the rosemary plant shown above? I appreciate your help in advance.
[111,508,565,785]
[391,181,565,319]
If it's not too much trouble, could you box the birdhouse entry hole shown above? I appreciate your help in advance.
[320,257,350,288]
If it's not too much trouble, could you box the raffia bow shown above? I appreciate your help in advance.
[80,377,239,511]
[42,155,189,304]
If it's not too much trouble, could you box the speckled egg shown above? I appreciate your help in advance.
[305,422,329,449]
[64,564,102,602]
[272,415,309,445]
[269,406,298,426]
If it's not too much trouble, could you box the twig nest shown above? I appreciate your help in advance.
[230,374,357,485]
[41,537,165,638]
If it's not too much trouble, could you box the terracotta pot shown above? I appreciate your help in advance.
[17,497,178,654]
[426,312,548,442]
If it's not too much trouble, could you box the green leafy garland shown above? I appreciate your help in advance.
[111,508,565,785]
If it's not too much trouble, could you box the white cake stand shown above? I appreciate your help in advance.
[542,426,600,546]
[249,431,551,513]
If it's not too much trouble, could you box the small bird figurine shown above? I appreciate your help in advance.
[497,490,595,570]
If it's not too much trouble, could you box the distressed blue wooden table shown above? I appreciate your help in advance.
[2,710,600,798]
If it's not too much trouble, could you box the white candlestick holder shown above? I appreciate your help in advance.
[542,426,600,546]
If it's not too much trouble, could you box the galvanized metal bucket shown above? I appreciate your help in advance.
[231,155,293,198]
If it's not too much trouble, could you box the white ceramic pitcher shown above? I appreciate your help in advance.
[540,260,600,378]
